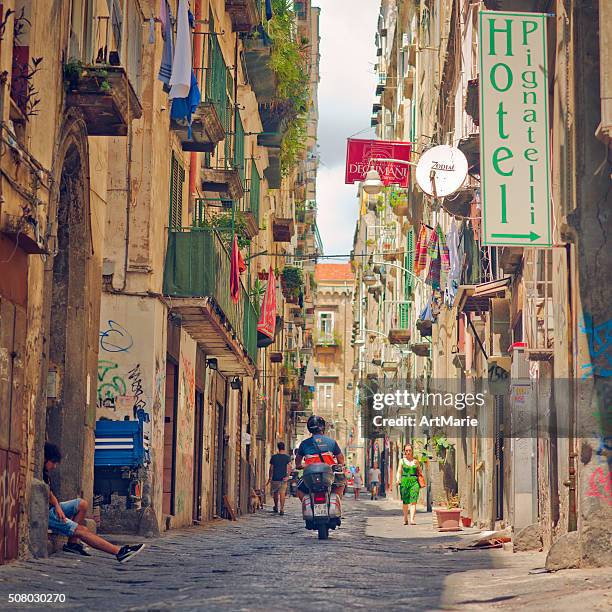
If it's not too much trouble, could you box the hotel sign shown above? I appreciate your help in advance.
[479,11,551,246]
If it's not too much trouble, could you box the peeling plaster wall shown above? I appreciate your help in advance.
[96,295,167,528]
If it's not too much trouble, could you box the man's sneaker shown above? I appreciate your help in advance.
[63,542,91,556]
[279,510,285,516]
[116,543,145,563]
[272,506,278,513]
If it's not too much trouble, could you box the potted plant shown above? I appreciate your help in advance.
[389,188,411,216]
[281,266,304,303]
[434,495,462,531]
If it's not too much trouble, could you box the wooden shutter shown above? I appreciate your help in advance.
[169,153,185,229]
[404,227,414,297]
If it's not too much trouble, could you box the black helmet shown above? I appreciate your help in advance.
[307,415,326,434]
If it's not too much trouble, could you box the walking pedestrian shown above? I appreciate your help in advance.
[266,442,292,515]
[44,443,145,563]
[353,466,363,500]
[368,462,381,500]
[396,443,422,525]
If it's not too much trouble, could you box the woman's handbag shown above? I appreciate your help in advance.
[417,464,426,488]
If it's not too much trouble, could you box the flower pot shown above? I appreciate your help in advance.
[461,516,472,528]
[434,508,462,531]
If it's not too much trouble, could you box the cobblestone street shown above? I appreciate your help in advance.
[0,498,609,611]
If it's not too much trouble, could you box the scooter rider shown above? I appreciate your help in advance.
[295,415,346,501]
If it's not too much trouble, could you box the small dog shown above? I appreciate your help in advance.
[250,489,263,513]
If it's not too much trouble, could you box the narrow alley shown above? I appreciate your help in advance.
[0,499,609,611]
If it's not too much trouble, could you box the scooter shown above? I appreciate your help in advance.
[301,463,343,540]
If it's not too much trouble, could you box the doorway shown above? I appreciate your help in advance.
[46,139,93,501]
[494,396,505,521]
[163,358,178,516]
[214,401,227,517]
[192,390,204,522]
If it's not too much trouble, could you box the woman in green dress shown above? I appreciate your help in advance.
[396,443,422,525]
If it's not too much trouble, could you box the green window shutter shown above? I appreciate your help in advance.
[234,112,245,182]
[169,153,184,229]
[404,227,415,297]
[249,160,261,221]
[399,302,410,329]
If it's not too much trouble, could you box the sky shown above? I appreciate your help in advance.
[314,0,380,258]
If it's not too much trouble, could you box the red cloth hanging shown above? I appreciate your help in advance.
[230,235,246,304]
[257,267,277,338]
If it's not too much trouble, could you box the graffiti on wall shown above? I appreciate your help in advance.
[99,320,134,353]
[0,450,20,563]
[586,467,612,505]
[127,364,150,424]
[97,319,150,433]
[579,315,612,379]
[97,360,127,410]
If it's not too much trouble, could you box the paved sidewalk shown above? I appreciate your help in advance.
[0,497,609,611]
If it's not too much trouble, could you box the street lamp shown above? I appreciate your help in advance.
[362,158,418,196]
[362,169,384,194]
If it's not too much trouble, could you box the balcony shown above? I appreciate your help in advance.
[386,301,412,345]
[226,0,261,32]
[163,228,258,374]
[243,38,277,101]
[170,101,225,152]
[201,36,245,199]
[316,334,341,349]
[64,65,142,136]
[235,159,261,238]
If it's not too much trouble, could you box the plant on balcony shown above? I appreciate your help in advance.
[301,386,314,408]
[388,187,410,216]
[281,265,304,301]
[63,59,111,93]
[197,211,250,250]
[309,271,317,292]
[265,0,310,174]
[249,279,267,310]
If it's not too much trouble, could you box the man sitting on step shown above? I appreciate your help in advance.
[44,442,145,563]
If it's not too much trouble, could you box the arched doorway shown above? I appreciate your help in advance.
[46,116,97,501]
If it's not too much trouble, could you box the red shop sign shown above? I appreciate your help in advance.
[345,138,412,187]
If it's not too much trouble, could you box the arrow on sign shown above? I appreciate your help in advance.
[491,231,541,242]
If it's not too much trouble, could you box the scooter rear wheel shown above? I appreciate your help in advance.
[317,524,329,540]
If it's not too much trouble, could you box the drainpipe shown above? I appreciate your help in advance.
[189,0,203,205]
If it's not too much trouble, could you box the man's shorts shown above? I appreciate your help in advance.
[48,498,82,536]
[271,480,288,494]
[369,481,379,491]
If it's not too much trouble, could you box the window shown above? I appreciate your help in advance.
[316,383,334,413]
[68,0,94,62]
[169,153,185,229]
[294,1,306,19]
[318,312,334,341]
[126,0,143,96]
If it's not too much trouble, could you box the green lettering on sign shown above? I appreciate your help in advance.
[488,18,514,56]
[490,63,513,92]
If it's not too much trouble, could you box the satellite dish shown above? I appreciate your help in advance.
[415,145,468,197]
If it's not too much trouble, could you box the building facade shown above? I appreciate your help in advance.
[352,0,611,567]
[0,0,320,564]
